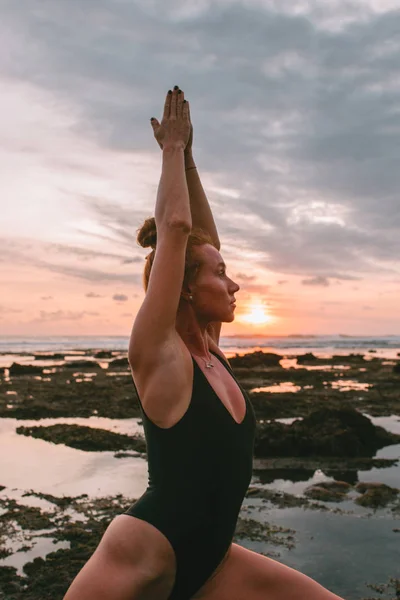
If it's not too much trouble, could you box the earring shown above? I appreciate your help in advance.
[189,295,193,301]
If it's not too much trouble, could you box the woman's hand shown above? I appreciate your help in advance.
[151,86,192,152]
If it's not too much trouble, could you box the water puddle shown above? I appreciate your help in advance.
[0,417,147,498]
[326,380,372,392]
[0,489,58,513]
[0,535,70,576]
[241,503,399,600]
[280,358,351,371]
[251,382,302,393]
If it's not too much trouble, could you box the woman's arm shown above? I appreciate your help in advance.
[184,148,220,251]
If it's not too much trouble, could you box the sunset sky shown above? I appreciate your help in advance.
[1,0,399,337]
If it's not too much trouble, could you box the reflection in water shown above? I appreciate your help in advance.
[0,417,148,498]
[280,358,352,371]
[251,382,302,393]
[241,504,399,600]
[0,536,70,576]
[327,380,372,392]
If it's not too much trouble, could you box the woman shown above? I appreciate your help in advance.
[64,86,345,599]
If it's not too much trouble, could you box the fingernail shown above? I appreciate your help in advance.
[183,99,187,103]
[168,90,172,95]
[150,117,155,121]
[178,90,182,94]
[174,85,179,90]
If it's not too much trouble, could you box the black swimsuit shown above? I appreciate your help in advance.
[125,350,256,599]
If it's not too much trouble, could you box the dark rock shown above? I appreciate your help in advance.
[34,354,64,360]
[355,483,399,508]
[94,351,114,359]
[229,351,282,368]
[9,363,43,376]
[314,480,351,493]
[109,357,130,369]
[16,424,147,453]
[297,353,318,364]
[64,360,102,370]
[393,363,400,374]
[254,407,400,458]
[304,485,348,503]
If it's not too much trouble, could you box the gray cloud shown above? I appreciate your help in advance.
[85,292,103,298]
[36,310,100,322]
[113,294,129,302]
[0,305,23,314]
[1,1,400,281]
[0,237,142,285]
[302,276,330,287]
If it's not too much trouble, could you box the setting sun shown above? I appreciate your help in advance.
[239,302,273,325]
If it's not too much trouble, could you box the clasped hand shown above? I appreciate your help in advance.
[150,85,193,152]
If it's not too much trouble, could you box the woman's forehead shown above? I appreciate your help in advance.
[197,244,223,266]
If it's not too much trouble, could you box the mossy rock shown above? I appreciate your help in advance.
[254,407,400,458]
[94,351,114,359]
[64,360,102,370]
[9,363,43,376]
[108,357,130,369]
[229,351,282,368]
[33,354,65,360]
[355,483,399,508]
[16,424,146,453]
[304,485,348,503]
[297,353,318,364]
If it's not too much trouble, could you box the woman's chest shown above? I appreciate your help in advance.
[195,358,247,425]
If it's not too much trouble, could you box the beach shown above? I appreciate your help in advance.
[0,336,399,599]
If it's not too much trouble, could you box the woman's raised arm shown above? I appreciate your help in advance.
[128,88,191,367]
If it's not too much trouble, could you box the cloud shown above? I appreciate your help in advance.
[235,272,256,282]
[302,276,330,287]
[41,296,53,300]
[1,0,400,286]
[86,292,103,298]
[113,294,129,302]
[0,305,23,314]
[36,310,100,322]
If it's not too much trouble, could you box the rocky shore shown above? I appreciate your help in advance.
[0,348,399,599]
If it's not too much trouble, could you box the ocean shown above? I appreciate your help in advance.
[1,334,400,357]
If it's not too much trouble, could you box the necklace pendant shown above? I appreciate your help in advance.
[205,362,214,368]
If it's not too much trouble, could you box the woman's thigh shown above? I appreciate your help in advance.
[63,515,176,600]
[194,543,345,600]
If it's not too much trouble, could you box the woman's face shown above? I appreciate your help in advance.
[190,244,240,323]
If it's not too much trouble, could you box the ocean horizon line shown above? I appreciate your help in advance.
[1,333,399,339]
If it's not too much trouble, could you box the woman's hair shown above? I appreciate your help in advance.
[136,217,216,293]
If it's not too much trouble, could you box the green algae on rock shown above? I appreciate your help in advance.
[9,363,43,376]
[354,483,399,509]
[16,424,147,453]
[254,407,400,458]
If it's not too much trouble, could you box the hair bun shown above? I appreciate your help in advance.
[137,217,157,249]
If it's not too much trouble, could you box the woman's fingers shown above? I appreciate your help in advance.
[163,90,172,119]
[183,99,190,122]
[177,88,185,117]
[150,118,163,148]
